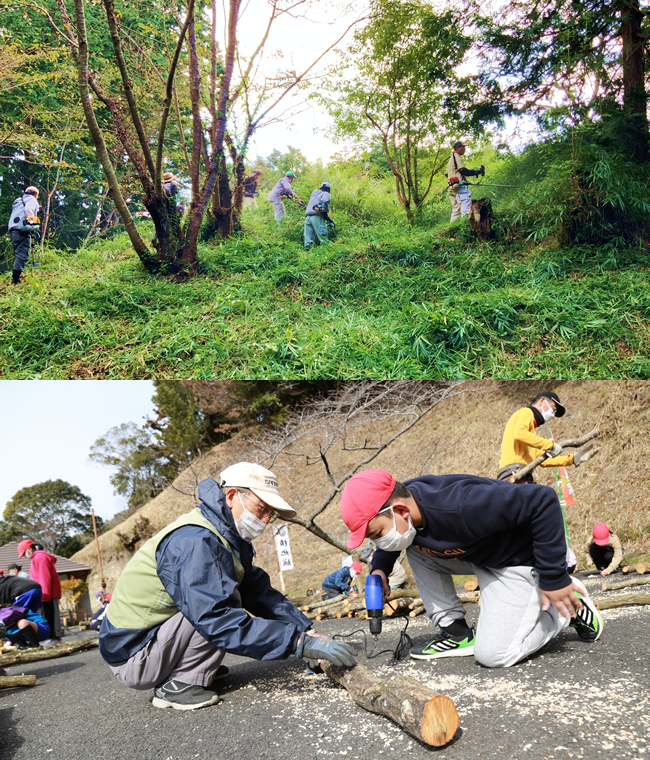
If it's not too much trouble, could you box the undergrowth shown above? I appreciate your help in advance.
[1,192,649,380]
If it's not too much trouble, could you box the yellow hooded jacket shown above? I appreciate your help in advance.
[499,407,574,470]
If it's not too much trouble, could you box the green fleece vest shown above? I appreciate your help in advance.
[106,508,245,631]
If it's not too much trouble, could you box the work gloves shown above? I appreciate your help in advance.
[296,633,358,668]
[574,443,599,467]
[546,442,563,458]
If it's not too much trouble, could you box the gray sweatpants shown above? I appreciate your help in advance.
[407,547,570,668]
[109,612,225,690]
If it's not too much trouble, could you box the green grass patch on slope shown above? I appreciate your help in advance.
[1,206,649,379]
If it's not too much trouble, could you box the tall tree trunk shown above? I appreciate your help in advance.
[71,0,158,273]
[618,0,649,163]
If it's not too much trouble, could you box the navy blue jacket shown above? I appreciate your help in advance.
[323,566,353,593]
[100,479,310,663]
[371,475,570,591]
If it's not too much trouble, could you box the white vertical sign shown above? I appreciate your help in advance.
[274,524,294,571]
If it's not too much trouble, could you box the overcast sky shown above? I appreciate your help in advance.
[0,381,156,522]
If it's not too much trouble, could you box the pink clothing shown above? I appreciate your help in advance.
[29,551,61,602]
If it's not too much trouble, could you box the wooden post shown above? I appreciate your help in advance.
[91,509,106,592]
[278,569,286,595]
[321,662,459,747]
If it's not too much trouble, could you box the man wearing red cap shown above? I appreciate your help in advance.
[497,391,598,483]
[586,524,623,577]
[17,540,62,646]
[341,469,603,666]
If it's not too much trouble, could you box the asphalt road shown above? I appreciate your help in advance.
[1,576,649,760]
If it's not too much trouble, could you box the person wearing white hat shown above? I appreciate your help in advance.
[99,462,357,711]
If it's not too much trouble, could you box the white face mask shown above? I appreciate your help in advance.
[540,400,556,422]
[373,507,417,552]
[234,493,268,541]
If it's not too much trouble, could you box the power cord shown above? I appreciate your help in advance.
[333,617,412,664]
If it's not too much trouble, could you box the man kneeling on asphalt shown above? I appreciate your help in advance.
[340,469,603,667]
[99,462,357,710]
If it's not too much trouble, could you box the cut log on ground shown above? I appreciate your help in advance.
[458,592,480,604]
[511,429,600,482]
[317,603,347,617]
[0,638,99,668]
[0,675,36,689]
[407,599,422,609]
[302,594,346,612]
[595,593,650,610]
[464,579,479,592]
[321,661,459,747]
[384,598,414,617]
[636,562,648,575]
[622,566,633,574]
[409,605,425,618]
[344,600,366,613]
[601,577,650,591]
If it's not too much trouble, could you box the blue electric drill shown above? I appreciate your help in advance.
[365,573,384,640]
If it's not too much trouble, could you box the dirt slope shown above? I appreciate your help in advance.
[73,381,650,607]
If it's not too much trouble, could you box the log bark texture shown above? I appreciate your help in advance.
[601,577,650,591]
[409,605,425,618]
[302,594,346,612]
[321,661,459,747]
[0,638,99,668]
[511,429,600,482]
[0,675,36,689]
[595,593,650,610]
[363,588,415,609]
[385,598,414,616]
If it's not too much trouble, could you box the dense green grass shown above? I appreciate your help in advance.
[1,201,649,379]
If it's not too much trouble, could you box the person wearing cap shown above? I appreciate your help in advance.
[341,468,603,666]
[17,540,62,646]
[321,561,362,599]
[446,142,484,222]
[7,186,40,285]
[497,391,598,483]
[7,562,30,579]
[304,182,333,251]
[99,462,357,711]
[585,524,623,577]
[268,171,300,222]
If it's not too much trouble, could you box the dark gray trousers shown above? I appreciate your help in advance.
[109,612,225,690]
[10,229,32,271]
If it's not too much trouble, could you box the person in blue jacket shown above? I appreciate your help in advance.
[341,469,603,666]
[99,462,357,711]
[322,562,362,599]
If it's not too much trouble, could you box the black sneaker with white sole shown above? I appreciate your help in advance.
[152,679,220,710]
[569,577,603,642]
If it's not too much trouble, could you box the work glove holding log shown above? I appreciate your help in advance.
[296,633,358,668]
[573,442,599,466]
[546,442,563,458]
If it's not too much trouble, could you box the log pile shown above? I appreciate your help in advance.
[321,661,459,747]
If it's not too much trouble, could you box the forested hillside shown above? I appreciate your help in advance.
[2,0,649,378]
[72,381,650,606]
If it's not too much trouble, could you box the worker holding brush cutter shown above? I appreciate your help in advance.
[497,391,599,483]
[268,171,305,222]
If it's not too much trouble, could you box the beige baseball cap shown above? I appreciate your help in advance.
[219,462,296,517]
